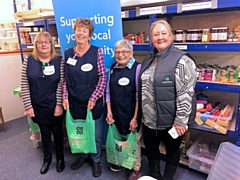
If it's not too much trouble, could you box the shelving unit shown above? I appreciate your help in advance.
[15,19,48,61]
[13,1,240,146]
[0,23,19,52]
[122,0,240,147]
[121,0,240,53]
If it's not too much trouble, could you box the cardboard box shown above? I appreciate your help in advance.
[13,8,54,21]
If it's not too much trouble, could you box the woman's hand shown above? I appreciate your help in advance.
[25,108,35,118]
[62,99,69,110]
[54,105,63,116]
[129,118,138,131]
[173,124,188,136]
[106,112,114,124]
[87,101,95,110]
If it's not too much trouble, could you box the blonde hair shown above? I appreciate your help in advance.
[32,31,57,60]
[73,18,94,37]
[150,20,173,39]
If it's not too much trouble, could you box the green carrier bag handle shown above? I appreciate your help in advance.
[66,109,96,154]
[106,123,137,169]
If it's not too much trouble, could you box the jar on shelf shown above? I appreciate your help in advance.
[182,30,187,42]
[218,27,228,42]
[186,30,192,42]
[202,29,210,42]
[210,28,219,42]
[175,30,183,42]
[204,68,213,81]
[191,29,198,42]
[227,32,234,42]
[197,29,203,42]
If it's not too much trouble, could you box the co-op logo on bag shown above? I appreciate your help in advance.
[76,127,83,135]
[162,76,173,84]
[115,144,122,152]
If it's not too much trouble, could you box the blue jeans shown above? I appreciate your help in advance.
[79,113,103,163]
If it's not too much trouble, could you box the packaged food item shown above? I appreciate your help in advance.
[210,28,218,42]
[227,66,238,83]
[202,29,210,42]
[219,68,229,83]
[218,27,228,42]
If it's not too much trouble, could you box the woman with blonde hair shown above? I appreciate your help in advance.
[21,31,65,174]
[138,20,196,180]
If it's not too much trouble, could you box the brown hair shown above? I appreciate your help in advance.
[150,20,173,39]
[73,18,94,37]
[32,31,57,60]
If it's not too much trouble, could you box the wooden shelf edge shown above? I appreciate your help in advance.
[0,49,32,55]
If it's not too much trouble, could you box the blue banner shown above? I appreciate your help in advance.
[51,0,122,72]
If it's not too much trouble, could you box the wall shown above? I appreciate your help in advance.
[0,54,25,122]
[0,0,15,22]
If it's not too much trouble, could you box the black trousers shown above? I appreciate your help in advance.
[142,123,183,166]
[38,116,64,157]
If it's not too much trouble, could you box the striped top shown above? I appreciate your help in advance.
[21,56,64,110]
[141,55,196,129]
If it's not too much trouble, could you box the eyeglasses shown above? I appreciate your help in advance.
[36,41,51,45]
[114,51,130,55]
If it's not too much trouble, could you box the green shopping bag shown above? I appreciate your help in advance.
[27,117,40,132]
[106,124,137,169]
[66,109,96,154]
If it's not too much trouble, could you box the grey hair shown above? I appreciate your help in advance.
[114,39,133,51]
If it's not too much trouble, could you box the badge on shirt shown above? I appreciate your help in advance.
[81,63,93,72]
[67,58,77,66]
[43,65,55,76]
[118,77,130,86]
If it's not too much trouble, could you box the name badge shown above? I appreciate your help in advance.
[81,63,93,72]
[43,65,55,76]
[67,58,77,66]
[118,77,130,86]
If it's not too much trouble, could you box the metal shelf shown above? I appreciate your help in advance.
[16,19,46,27]
[20,44,34,48]
[189,122,235,139]
[133,44,150,51]
[122,0,240,18]
[20,44,60,49]
[133,43,240,52]
[196,81,240,93]
[46,19,56,25]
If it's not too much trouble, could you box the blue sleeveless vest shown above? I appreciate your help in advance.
[64,46,103,119]
[27,55,61,124]
[110,61,139,135]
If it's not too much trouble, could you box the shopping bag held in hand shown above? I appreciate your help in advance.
[66,109,96,154]
[28,117,40,132]
[106,124,137,169]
